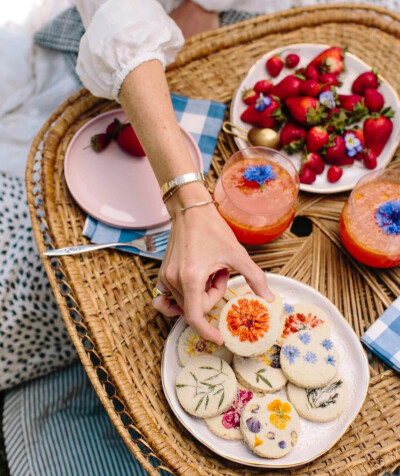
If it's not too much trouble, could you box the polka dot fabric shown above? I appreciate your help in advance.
[0,172,77,390]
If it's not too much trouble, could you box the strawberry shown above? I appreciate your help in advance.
[300,79,320,97]
[299,167,316,184]
[279,121,307,154]
[295,67,306,76]
[89,132,111,152]
[307,126,329,152]
[269,75,302,101]
[253,80,273,94]
[363,107,394,156]
[320,84,336,93]
[240,98,280,128]
[361,149,378,169]
[318,73,341,87]
[305,64,319,80]
[242,89,258,105]
[327,165,343,183]
[325,107,347,133]
[351,71,380,95]
[364,88,384,112]
[106,118,122,139]
[285,53,300,69]
[338,94,364,112]
[324,135,354,165]
[266,55,284,77]
[286,96,326,125]
[308,46,346,75]
[302,152,325,174]
[117,124,146,157]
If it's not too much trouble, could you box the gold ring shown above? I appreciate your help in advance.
[152,287,172,298]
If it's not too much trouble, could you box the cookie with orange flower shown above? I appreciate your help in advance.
[280,330,339,389]
[224,285,284,318]
[240,394,300,458]
[277,303,331,346]
[204,385,254,440]
[177,325,233,366]
[233,344,287,393]
[219,295,280,356]
[176,355,237,418]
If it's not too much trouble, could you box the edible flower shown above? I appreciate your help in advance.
[243,164,277,186]
[319,91,336,109]
[375,200,400,235]
[344,132,363,157]
[255,93,272,112]
[268,399,292,430]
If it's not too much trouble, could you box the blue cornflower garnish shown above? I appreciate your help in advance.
[303,351,317,364]
[326,355,336,366]
[319,91,336,109]
[255,93,272,112]
[284,302,294,314]
[243,164,277,186]
[375,200,400,235]
[321,338,333,351]
[344,132,363,157]
[283,345,301,364]
[298,332,311,345]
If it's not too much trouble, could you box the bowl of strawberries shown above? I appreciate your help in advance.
[231,44,400,193]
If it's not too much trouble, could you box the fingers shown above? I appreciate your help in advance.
[152,279,183,317]
[232,249,275,302]
[203,268,229,310]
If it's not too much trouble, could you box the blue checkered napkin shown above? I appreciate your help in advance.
[83,93,226,260]
[361,297,400,373]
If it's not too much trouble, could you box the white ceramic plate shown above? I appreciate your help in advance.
[161,273,369,468]
[230,43,400,194]
[64,109,203,229]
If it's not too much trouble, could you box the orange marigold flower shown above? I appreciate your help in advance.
[268,399,292,430]
[282,312,324,337]
[226,298,270,342]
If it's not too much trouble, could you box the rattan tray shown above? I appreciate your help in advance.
[26,4,400,475]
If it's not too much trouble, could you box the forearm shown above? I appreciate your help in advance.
[119,60,211,217]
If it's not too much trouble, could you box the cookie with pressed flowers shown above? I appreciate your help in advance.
[204,386,254,440]
[224,285,284,317]
[277,303,331,346]
[205,297,226,326]
[287,376,348,422]
[176,355,237,418]
[177,325,233,366]
[233,345,287,393]
[219,295,280,357]
[240,394,300,458]
[280,330,339,389]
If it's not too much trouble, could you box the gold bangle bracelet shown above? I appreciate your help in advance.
[180,200,218,212]
[161,172,207,202]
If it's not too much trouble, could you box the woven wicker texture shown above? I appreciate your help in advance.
[26,4,400,475]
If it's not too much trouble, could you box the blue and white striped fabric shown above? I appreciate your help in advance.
[361,297,400,373]
[83,93,226,260]
[3,362,171,476]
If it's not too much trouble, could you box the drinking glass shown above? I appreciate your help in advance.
[213,147,299,245]
[339,168,400,268]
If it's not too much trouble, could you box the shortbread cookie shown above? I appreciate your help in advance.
[205,386,254,440]
[177,325,233,366]
[205,298,226,327]
[280,330,339,389]
[176,355,237,418]
[277,303,331,346]
[224,285,284,317]
[219,296,279,357]
[233,345,287,393]
[287,377,348,422]
[240,395,300,458]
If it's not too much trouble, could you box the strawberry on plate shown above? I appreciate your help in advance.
[306,126,329,152]
[308,46,346,75]
[269,75,302,101]
[117,124,146,157]
[363,107,394,157]
[280,121,308,154]
[240,96,281,128]
[286,96,326,125]
[266,55,284,77]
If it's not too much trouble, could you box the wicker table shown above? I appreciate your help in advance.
[26,4,400,475]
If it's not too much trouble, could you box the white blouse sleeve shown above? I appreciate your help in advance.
[74,0,184,101]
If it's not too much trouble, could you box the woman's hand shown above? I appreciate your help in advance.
[152,183,275,345]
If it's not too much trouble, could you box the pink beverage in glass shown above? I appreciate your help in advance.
[213,147,299,245]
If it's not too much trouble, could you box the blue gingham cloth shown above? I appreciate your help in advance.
[361,297,400,373]
[83,93,226,260]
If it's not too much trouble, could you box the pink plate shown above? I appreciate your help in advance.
[64,109,203,229]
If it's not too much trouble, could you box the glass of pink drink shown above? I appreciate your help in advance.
[340,169,400,268]
[213,147,299,245]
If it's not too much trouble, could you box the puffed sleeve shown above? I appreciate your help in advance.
[74,0,184,101]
